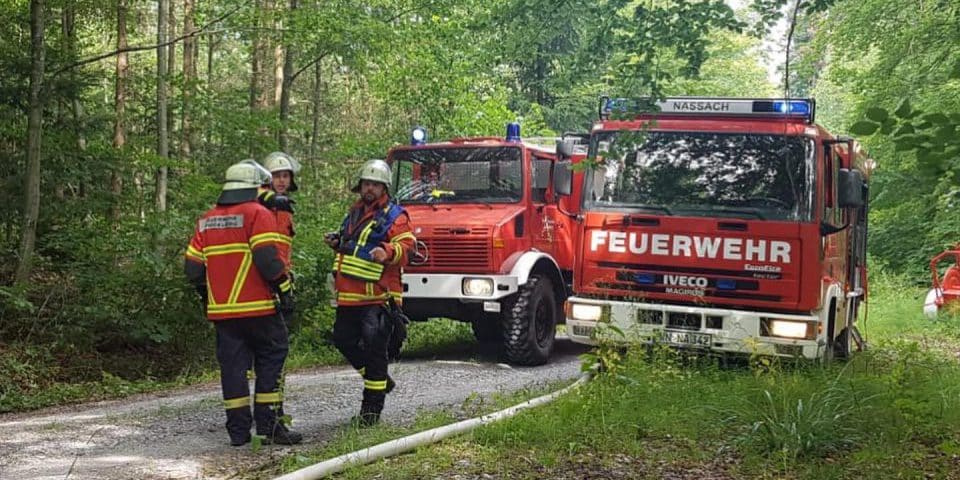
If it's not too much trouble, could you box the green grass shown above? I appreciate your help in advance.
[287,272,960,479]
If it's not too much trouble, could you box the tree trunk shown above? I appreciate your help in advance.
[156,0,169,212]
[15,0,45,284]
[63,4,87,200]
[167,0,176,152]
[250,0,268,112]
[270,0,282,106]
[180,0,195,160]
[309,58,322,160]
[278,0,297,151]
[206,31,217,84]
[111,0,129,223]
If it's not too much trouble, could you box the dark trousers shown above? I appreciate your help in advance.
[215,314,289,440]
[333,305,390,401]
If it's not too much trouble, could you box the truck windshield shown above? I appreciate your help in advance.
[584,131,815,221]
[391,147,523,204]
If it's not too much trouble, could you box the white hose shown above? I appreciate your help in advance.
[273,369,594,480]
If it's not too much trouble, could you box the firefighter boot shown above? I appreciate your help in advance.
[255,404,303,445]
[356,390,385,427]
[226,407,253,446]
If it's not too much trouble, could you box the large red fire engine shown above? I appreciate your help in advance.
[386,125,587,365]
[559,97,871,360]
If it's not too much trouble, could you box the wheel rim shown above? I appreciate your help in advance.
[534,298,551,347]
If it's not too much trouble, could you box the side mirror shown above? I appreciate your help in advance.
[557,138,579,159]
[553,160,573,197]
[838,168,865,208]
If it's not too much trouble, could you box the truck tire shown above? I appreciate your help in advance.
[833,327,852,360]
[502,275,557,366]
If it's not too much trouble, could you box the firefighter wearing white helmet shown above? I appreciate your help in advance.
[257,153,299,291]
[326,159,416,427]
[185,159,302,446]
[263,151,301,194]
[350,158,392,194]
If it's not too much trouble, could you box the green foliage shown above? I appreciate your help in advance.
[728,372,864,462]
[790,0,960,274]
[0,0,785,410]
[307,275,960,478]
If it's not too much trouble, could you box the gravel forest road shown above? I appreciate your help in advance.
[0,337,588,480]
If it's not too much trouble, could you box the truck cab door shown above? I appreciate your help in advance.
[530,154,556,254]
[822,146,847,280]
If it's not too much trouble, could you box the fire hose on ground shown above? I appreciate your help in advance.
[273,368,596,480]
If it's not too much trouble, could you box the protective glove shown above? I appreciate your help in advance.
[278,289,295,316]
[195,284,208,304]
[258,189,295,213]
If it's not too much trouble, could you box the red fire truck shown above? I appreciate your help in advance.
[387,125,587,365]
[559,97,871,360]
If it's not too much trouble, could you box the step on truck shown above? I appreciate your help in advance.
[388,124,586,365]
[560,97,872,360]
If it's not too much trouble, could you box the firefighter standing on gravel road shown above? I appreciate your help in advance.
[325,159,416,426]
[185,160,303,446]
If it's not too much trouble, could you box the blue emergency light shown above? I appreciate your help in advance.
[506,122,521,142]
[633,273,656,285]
[411,126,428,146]
[716,279,737,291]
[754,100,812,116]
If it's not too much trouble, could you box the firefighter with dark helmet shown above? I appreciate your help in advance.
[185,160,303,446]
[325,159,416,426]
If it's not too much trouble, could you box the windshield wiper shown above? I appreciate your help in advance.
[709,206,767,220]
[625,204,673,216]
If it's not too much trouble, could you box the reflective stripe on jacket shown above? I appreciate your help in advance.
[332,196,415,307]
[185,201,286,320]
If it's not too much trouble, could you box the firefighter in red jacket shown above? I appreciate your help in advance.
[259,152,301,324]
[185,160,303,446]
[263,152,299,269]
[325,159,416,426]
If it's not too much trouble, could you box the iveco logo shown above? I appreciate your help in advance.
[663,275,708,288]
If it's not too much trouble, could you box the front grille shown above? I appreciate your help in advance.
[667,312,702,331]
[418,227,490,269]
[637,310,663,325]
[433,226,490,236]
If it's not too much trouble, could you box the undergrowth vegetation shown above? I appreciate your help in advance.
[301,271,960,479]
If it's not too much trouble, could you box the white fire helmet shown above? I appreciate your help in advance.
[352,159,392,193]
[223,159,272,191]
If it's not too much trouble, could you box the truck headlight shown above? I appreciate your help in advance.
[567,303,607,322]
[766,319,810,339]
[462,278,494,297]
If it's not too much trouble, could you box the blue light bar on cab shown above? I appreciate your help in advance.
[506,122,521,142]
[598,96,815,123]
[411,126,428,145]
[754,100,812,116]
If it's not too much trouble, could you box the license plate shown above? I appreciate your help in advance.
[661,330,711,348]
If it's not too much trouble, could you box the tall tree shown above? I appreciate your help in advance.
[111,0,129,222]
[278,0,297,151]
[309,59,323,160]
[15,0,45,284]
[167,0,177,154]
[63,3,88,198]
[250,0,268,111]
[180,0,196,159]
[156,0,169,211]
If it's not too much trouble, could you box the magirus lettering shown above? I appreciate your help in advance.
[590,230,792,264]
